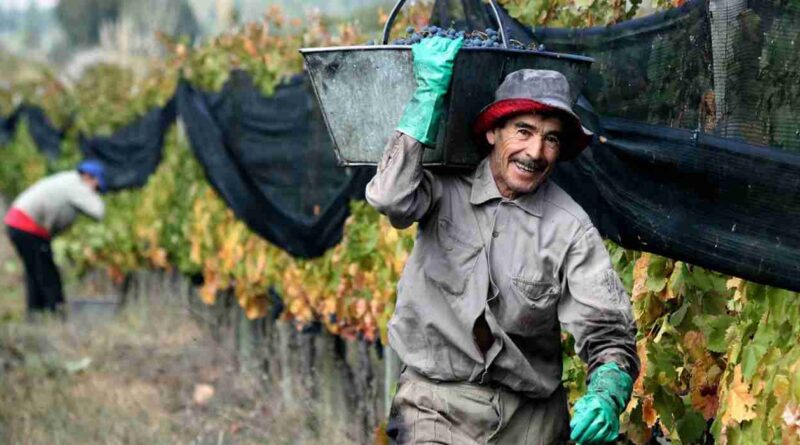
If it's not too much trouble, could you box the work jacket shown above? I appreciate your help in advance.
[366,131,639,398]
[5,171,104,239]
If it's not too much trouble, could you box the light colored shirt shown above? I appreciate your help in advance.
[366,132,639,399]
[11,171,105,236]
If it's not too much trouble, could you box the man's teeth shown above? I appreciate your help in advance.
[514,161,537,173]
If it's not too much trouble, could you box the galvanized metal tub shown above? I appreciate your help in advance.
[301,45,593,167]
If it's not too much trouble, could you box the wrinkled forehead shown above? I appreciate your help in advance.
[499,112,565,133]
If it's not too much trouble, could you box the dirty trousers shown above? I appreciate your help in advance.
[387,368,570,445]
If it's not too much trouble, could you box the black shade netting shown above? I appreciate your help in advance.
[18,105,64,160]
[555,102,800,291]
[427,0,800,291]
[80,98,177,191]
[0,108,19,146]
[713,0,800,152]
[176,71,373,259]
[433,0,800,149]
[430,0,714,130]
[528,0,714,130]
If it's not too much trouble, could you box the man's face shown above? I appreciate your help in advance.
[80,173,100,192]
[486,113,563,199]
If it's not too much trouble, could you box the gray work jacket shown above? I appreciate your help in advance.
[12,171,105,236]
[366,132,639,399]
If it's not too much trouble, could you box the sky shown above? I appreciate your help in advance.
[0,0,58,10]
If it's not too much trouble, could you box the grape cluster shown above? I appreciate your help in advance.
[366,25,545,51]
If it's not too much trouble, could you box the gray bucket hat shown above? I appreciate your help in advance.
[472,69,593,161]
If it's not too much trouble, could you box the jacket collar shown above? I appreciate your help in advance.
[469,157,545,217]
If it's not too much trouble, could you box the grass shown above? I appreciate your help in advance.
[0,212,25,322]
[0,202,355,444]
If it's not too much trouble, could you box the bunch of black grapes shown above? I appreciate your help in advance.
[366,26,545,51]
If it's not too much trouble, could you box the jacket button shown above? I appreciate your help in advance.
[492,231,499,238]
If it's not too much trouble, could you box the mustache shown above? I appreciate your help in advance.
[510,156,549,172]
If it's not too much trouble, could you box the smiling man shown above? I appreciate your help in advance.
[367,37,639,445]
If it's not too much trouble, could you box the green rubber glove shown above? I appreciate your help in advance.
[396,36,464,146]
[570,362,633,444]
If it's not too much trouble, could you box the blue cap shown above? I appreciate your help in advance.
[76,159,107,193]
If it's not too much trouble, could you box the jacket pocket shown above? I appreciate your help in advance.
[422,218,482,296]
[509,277,561,330]
[511,278,561,303]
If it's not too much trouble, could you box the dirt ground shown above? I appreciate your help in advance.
[0,207,354,444]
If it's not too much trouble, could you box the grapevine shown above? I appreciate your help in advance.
[0,4,799,444]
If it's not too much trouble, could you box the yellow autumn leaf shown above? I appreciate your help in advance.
[322,297,337,316]
[392,254,407,275]
[298,305,314,323]
[234,285,249,307]
[252,249,267,281]
[663,283,675,301]
[774,375,790,405]
[288,298,306,315]
[199,283,217,305]
[626,396,639,414]
[150,247,168,268]
[307,288,322,305]
[285,284,302,299]
[633,339,648,396]
[690,363,720,420]
[722,365,757,426]
[726,277,747,303]
[632,253,650,301]
[364,271,377,287]
[354,299,368,318]
[726,277,742,290]
[242,37,258,57]
[348,263,359,276]
[370,298,385,317]
[642,396,658,428]
[189,238,202,264]
[245,297,267,320]
[386,227,399,244]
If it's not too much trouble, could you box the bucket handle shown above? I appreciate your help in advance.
[381,0,509,48]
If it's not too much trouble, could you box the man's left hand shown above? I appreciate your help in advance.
[569,362,633,444]
[570,393,619,444]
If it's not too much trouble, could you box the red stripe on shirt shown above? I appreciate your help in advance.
[3,207,51,240]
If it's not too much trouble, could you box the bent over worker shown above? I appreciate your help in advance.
[366,37,639,445]
[4,160,107,317]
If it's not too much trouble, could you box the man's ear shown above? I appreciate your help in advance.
[485,129,496,146]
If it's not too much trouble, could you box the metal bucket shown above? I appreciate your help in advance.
[300,0,594,167]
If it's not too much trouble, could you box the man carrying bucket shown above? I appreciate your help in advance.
[366,36,638,444]
[4,160,107,319]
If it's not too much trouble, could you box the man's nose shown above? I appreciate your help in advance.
[523,135,545,159]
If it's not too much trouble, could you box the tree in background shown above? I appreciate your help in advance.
[55,0,122,47]
[56,0,198,51]
[118,0,199,48]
